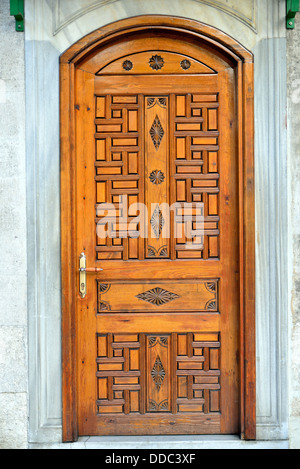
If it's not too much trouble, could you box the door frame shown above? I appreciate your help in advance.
[60,15,255,442]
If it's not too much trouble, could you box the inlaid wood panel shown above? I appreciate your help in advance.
[95,92,220,260]
[96,332,220,416]
[96,333,142,415]
[176,332,220,413]
[95,94,143,261]
[171,93,220,259]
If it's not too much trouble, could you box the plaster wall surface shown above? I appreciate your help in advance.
[0,0,28,449]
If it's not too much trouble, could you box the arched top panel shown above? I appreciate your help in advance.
[60,15,253,68]
[97,50,217,75]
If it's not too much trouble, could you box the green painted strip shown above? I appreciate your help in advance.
[287,0,300,29]
[10,0,24,32]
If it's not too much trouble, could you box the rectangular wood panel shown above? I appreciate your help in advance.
[96,314,220,334]
[97,280,218,312]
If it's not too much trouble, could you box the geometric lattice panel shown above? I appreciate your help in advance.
[96,332,221,415]
[176,332,220,413]
[94,93,220,261]
[173,94,220,259]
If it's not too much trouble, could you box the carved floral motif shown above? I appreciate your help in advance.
[122,59,133,71]
[135,287,180,306]
[180,59,191,70]
[149,115,164,151]
[151,355,166,390]
[150,205,165,239]
[147,245,168,257]
[149,55,165,70]
[149,169,165,185]
[148,336,169,348]
[147,97,167,108]
[149,399,169,411]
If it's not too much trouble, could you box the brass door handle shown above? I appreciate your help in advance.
[79,252,103,298]
[79,267,103,272]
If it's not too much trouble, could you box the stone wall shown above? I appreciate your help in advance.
[0,0,28,449]
[287,14,300,450]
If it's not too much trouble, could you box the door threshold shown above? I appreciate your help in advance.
[30,435,288,449]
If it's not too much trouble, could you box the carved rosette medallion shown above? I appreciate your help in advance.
[122,59,133,71]
[180,59,191,70]
[149,169,165,185]
[149,55,164,70]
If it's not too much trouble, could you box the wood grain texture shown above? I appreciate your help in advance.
[60,62,78,443]
[60,16,255,441]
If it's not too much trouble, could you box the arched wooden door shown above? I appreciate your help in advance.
[60,16,255,441]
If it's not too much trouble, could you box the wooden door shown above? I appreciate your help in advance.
[61,18,255,439]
